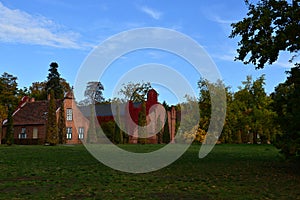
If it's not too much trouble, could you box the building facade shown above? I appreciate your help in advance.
[1,91,89,145]
[82,89,177,144]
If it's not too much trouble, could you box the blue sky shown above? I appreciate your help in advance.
[0,0,295,104]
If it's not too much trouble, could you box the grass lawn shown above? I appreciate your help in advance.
[0,144,299,199]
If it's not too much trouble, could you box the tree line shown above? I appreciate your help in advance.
[0,61,299,158]
[229,0,300,160]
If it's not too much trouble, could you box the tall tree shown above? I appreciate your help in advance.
[0,73,20,143]
[162,115,170,144]
[0,72,19,109]
[162,102,170,144]
[114,105,123,144]
[87,105,97,143]
[5,105,14,145]
[46,62,64,99]
[83,81,105,105]
[250,75,276,143]
[58,102,66,144]
[230,0,300,158]
[219,87,234,144]
[272,65,300,158]
[197,79,227,144]
[45,90,58,145]
[138,101,147,144]
[30,79,71,101]
[229,75,275,144]
[29,81,47,100]
[230,0,300,69]
[197,78,212,134]
[118,81,152,102]
[156,114,163,144]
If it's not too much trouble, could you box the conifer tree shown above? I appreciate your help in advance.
[114,105,123,144]
[138,101,147,144]
[46,90,58,145]
[162,103,170,144]
[58,101,66,144]
[87,105,97,143]
[5,105,14,145]
[156,114,163,144]
[162,114,170,144]
[46,62,64,99]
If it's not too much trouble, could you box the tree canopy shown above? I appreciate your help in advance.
[45,90,59,145]
[83,81,105,104]
[0,73,20,124]
[272,64,300,158]
[118,81,152,102]
[46,62,64,99]
[230,0,300,69]
[231,0,300,159]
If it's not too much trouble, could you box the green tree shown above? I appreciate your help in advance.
[58,102,66,144]
[5,105,14,145]
[230,76,276,144]
[118,81,152,102]
[197,79,212,134]
[162,118,170,144]
[197,79,227,144]
[230,0,300,69]
[162,102,170,144]
[114,105,123,144]
[46,62,64,99]
[45,90,58,145]
[87,105,97,143]
[30,79,71,101]
[219,88,234,144]
[0,73,20,144]
[250,75,276,144]
[138,101,147,144]
[29,82,47,101]
[82,81,105,143]
[272,65,300,158]
[83,81,105,105]
[0,72,19,137]
[156,114,163,144]
[0,72,19,109]
[100,121,115,142]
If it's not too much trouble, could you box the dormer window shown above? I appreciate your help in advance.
[66,108,73,121]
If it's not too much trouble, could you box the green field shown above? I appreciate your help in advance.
[0,144,299,199]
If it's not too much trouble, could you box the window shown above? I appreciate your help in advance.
[33,127,38,139]
[19,128,27,139]
[66,127,72,140]
[66,109,73,121]
[78,127,84,140]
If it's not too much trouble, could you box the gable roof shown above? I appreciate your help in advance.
[5,100,62,126]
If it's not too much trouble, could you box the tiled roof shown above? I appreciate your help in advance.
[9,100,62,126]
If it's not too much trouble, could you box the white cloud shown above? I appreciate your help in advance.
[140,6,162,20]
[0,2,83,49]
[274,61,294,68]
[211,15,236,25]
[211,48,237,62]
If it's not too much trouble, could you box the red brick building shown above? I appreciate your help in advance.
[81,89,177,144]
[1,91,89,145]
[1,89,177,145]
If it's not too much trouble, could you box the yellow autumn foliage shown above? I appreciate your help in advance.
[182,125,207,144]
